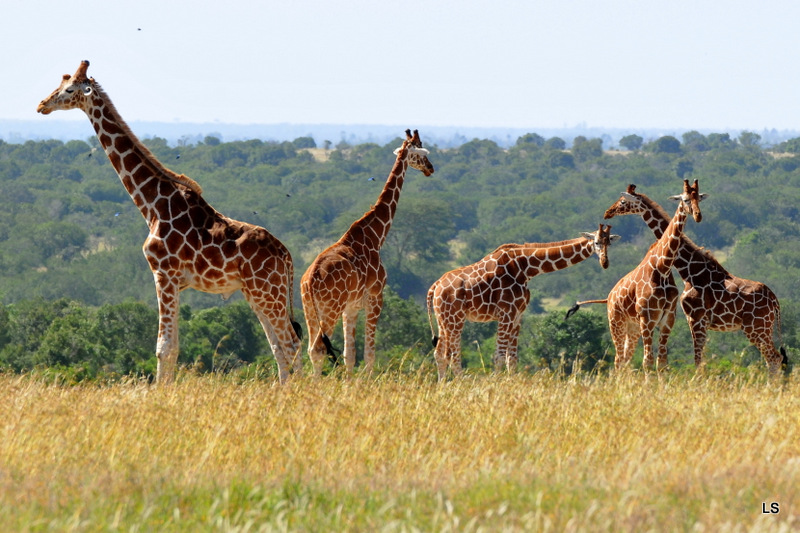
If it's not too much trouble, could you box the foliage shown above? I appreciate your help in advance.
[2,131,800,375]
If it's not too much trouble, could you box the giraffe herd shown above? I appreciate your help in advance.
[36,61,788,383]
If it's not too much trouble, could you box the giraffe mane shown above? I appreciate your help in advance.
[90,81,204,195]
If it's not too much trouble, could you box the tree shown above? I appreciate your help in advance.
[517,311,612,374]
[516,133,545,147]
[738,131,761,148]
[675,159,694,179]
[682,131,709,152]
[571,138,603,162]
[292,136,317,149]
[544,137,566,150]
[648,136,681,154]
[619,134,643,151]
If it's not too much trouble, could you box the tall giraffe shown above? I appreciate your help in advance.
[427,225,619,381]
[603,181,787,374]
[37,61,301,384]
[567,190,696,371]
[301,130,434,376]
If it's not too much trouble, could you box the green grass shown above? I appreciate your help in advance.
[1,370,798,531]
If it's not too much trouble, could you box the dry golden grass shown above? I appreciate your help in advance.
[1,370,798,531]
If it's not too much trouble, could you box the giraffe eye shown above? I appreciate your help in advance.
[65,88,74,94]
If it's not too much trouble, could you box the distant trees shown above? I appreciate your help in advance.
[648,135,681,154]
[619,134,643,151]
[2,131,800,377]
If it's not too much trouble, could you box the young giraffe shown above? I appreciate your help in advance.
[603,181,787,374]
[301,130,434,376]
[567,189,697,371]
[37,61,302,384]
[427,225,619,381]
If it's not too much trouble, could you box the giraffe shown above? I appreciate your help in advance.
[427,225,619,381]
[301,130,434,376]
[37,60,302,384]
[602,181,788,375]
[567,189,697,371]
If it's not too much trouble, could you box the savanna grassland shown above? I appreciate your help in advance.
[1,370,798,532]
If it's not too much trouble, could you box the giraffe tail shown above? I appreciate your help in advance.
[426,283,439,348]
[564,299,608,320]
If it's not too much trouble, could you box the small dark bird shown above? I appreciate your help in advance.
[286,194,291,197]
[176,154,180,159]
[368,176,375,181]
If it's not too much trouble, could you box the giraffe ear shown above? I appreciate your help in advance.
[83,85,93,96]
[698,193,709,201]
[667,194,681,201]
[620,192,637,201]
[610,234,622,244]
[580,232,594,240]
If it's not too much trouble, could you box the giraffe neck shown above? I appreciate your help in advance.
[501,238,595,281]
[634,193,728,281]
[342,151,409,250]
[81,84,202,223]
[647,204,686,273]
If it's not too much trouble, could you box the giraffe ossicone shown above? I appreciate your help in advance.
[37,60,302,384]
[427,225,619,382]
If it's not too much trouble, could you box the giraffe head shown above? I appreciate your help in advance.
[37,60,95,115]
[667,179,707,223]
[394,129,435,176]
[603,184,649,219]
[580,224,620,269]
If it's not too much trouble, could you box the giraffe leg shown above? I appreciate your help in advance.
[640,321,656,372]
[493,320,512,373]
[433,330,450,382]
[743,325,783,376]
[362,291,384,375]
[341,307,359,373]
[656,312,676,372]
[448,325,465,377]
[506,323,522,373]
[153,275,181,384]
[243,289,300,384]
[687,316,709,369]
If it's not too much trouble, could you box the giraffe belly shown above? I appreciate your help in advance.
[185,273,243,296]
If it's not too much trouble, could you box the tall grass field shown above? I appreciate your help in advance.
[1,369,798,531]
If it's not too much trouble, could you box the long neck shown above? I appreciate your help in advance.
[635,195,729,280]
[342,151,408,249]
[647,204,686,272]
[501,238,594,281]
[82,85,201,222]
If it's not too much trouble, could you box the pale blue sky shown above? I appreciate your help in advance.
[5,0,800,131]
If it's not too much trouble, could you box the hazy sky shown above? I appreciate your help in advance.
[5,0,800,131]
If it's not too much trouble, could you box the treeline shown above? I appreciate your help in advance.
[1,130,800,377]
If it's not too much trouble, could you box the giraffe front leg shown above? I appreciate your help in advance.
[498,321,522,373]
[656,313,676,372]
[153,275,180,384]
[362,291,383,375]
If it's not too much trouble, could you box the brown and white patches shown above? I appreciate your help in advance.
[427,226,617,381]
[301,130,435,376]
[37,61,301,384]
